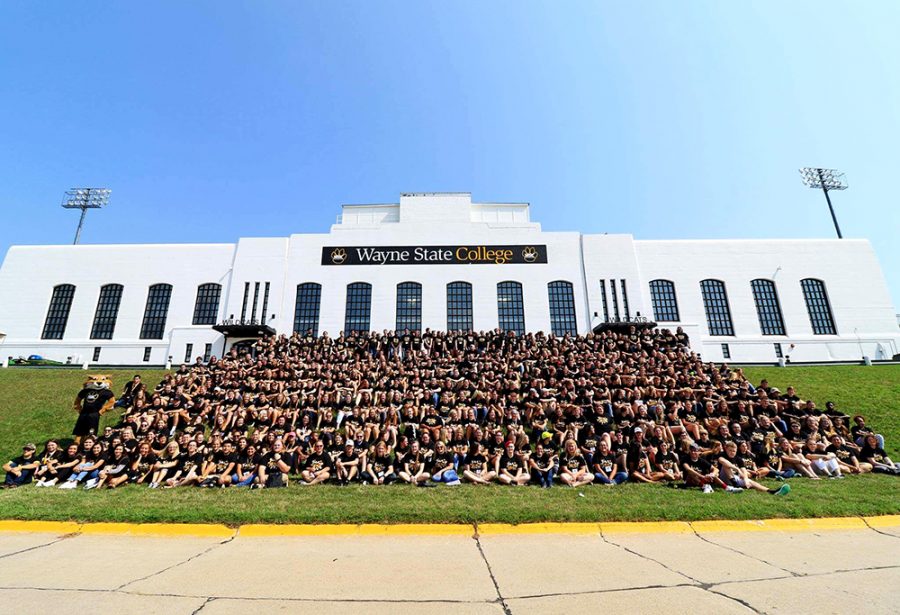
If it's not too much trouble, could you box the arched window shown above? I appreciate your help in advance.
[497,281,525,335]
[649,280,680,322]
[548,281,577,335]
[41,284,76,340]
[293,283,322,335]
[447,281,473,332]
[801,278,836,334]
[396,282,422,333]
[700,279,734,336]
[90,284,124,339]
[140,284,173,340]
[344,282,372,335]
[751,279,786,335]
[192,283,221,325]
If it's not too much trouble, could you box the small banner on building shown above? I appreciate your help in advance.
[322,245,548,266]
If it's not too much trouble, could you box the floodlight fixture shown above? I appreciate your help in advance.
[61,187,111,244]
[799,167,846,239]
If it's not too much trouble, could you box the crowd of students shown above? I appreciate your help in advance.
[4,327,899,492]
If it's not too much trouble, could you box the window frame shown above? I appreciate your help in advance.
[700,279,735,336]
[90,283,124,340]
[192,283,222,326]
[648,279,680,322]
[750,279,786,336]
[139,283,173,340]
[446,281,473,332]
[344,282,372,335]
[801,278,837,335]
[548,280,577,336]
[293,282,322,335]
[497,281,525,336]
[395,281,422,333]
[41,284,76,340]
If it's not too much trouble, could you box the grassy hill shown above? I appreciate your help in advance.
[0,365,897,524]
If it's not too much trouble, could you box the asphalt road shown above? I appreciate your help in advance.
[0,518,898,614]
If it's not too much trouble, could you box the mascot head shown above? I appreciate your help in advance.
[84,374,112,391]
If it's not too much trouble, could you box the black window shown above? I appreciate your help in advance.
[251,282,260,322]
[721,343,731,359]
[261,282,271,323]
[599,280,610,323]
[90,283,124,339]
[143,347,152,362]
[192,283,221,325]
[497,281,525,336]
[774,343,783,358]
[293,283,322,335]
[700,279,734,336]
[41,284,76,340]
[447,281,473,332]
[751,279,786,335]
[395,282,422,333]
[240,282,250,321]
[548,281,577,336]
[344,282,372,335]
[204,343,212,362]
[184,343,193,363]
[801,278,837,335]
[610,278,620,321]
[140,284,173,340]
[92,347,101,362]
[649,280,680,322]
[620,279,630,320]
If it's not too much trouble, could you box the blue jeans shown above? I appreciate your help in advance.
[595,471,628,485]
[230,473,256,487]
[73,469,100,483]
[533,468,555,487]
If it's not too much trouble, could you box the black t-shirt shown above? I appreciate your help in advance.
[656,451,679,473]
[560,453,587,473]
[338,450,360,466]
[370,454,393,475]
[304,452,331,473]
[683,456,711,475]
[39,449,64,467]
[179,452,204,474]
[432,451,454,472]
[133,453,157,476]
[595,452,616,474]
[861,446,888,464]
[498,452,521,474]
[78,388,114,414]
[466,453,489,473]
[237,453,259,474]
[261,451,290,473]
[825,444,854,463]
[213,452,236,474]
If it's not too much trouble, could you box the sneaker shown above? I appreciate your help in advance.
[59,481,77,490]
[702,484,713,494]
[725,486,744,493]
[835,474,845,479]
[446,479,461,486]
[773,484,791,496]
[43,478,58,487]
[84,478,99,490]
[774,474,785,482]
[35,480,46,488]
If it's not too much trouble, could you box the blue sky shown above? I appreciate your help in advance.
[1,2,897,307]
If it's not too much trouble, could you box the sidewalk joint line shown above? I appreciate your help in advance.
[688,522,800,577]
[472,522,512,615]
[115,534,236,591]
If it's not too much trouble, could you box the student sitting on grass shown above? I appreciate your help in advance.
[558,438,593,487]
[718,441,791,496]
[32,440,63,487]
[860,434,900,475]
[2,444,39,488]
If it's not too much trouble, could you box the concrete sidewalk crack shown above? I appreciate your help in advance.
[472,522,512,615]
[115,535,236,591]
[688,524,800,577]
[859,517,900,540]
[0,532,78,560]
[190,596,215,614]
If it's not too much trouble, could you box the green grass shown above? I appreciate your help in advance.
[0,365,897,525]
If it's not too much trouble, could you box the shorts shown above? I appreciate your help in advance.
[73,412,100,437]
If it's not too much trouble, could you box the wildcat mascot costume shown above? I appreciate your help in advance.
[72,375,116,443]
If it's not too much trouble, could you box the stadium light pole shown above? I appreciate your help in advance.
[799,168,847,239]
[61,188,112,244]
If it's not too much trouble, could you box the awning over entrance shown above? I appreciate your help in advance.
[212,321,276,338]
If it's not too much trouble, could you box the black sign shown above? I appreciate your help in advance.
[322,245,548,266]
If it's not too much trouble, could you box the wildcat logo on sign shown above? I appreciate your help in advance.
[321,245,548,266]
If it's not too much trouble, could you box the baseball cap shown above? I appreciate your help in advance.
[23,443,36,450]
[633,427,643,433]
[689,443,700,450]
[541,431,553,440]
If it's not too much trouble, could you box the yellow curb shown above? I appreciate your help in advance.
[863,515,900,528]
[79,523,235,538]
[601,521,693,535]
[691,517,868,533]
[477,523,600,535]
[240,524,473,537]
[0,520,81,534]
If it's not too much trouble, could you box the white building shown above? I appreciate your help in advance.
[0,193,897,365]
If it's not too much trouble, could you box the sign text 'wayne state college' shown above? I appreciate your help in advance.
[322,245,548,266]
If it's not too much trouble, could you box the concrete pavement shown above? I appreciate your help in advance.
[0,517,897,614]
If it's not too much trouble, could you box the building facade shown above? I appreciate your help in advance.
[1,193,897,365]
